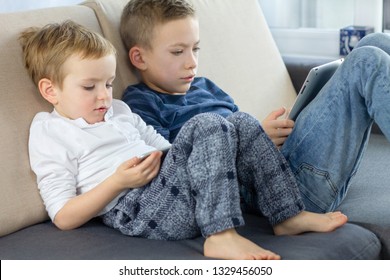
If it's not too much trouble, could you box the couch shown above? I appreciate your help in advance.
[0,0,389,260]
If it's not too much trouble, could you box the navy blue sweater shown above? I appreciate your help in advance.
[122,77,239,143]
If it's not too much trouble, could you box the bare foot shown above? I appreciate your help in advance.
[273,211,348,236]
[204,228,281,260]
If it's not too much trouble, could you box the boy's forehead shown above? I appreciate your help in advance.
[151,17,199,43]
[62,53,116,76]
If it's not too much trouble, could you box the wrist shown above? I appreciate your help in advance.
[105,174,127,193]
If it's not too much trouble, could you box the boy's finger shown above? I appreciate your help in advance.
[125,156,143,168]
[136,151,162,167]
[267,107,286,120]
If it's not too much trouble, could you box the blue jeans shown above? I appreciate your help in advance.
[281,33,390,213]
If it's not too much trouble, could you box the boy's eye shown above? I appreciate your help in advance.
[193,47,200,53]
[83,85,95,91]
[106,84,113,89]
[171,50,183,56]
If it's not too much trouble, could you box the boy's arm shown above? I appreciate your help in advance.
[130,108,172,150]
[261,107,295,148]
[29,111,163,230]
[53,153,162,230]
[114,99,171,148]
[135,111,171,140]
[201,78,294,147]
[32,136,162,230]
[122,87,171,141]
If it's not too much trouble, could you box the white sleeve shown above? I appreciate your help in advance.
[113,100,171,150]
[28,113,79,221]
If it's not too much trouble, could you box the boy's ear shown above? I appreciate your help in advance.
[129,46,147,71]
[38,78,58,105]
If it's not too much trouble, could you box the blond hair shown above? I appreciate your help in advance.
[120,0,196,51]
[19,20,116,88]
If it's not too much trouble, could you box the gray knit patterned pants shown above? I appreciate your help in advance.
[102,112,304,240]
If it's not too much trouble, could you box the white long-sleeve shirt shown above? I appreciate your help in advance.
[29,99,171,221]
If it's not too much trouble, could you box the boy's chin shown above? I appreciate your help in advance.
[175,84,192,94]
[166,87,189,95]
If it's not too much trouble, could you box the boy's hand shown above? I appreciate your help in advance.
[261,107,294,148]
[112,151,162,190]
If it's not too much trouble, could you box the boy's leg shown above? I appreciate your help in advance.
[103,113,245,240]
[226,112,305,226]
[355,32,390,54]
[282,44,390,213]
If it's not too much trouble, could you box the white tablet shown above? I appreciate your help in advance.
[288,58,344,121]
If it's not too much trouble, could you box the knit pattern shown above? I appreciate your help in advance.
[102,113,304,240]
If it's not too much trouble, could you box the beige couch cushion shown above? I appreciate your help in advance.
[192,0,297,120]
[0,6,105,237]
[83,0,137,100]
[84,0,297,120]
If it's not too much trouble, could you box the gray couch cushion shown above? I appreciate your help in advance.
[0,214,380,260]
[337,133,390,259]
[338,134,390,225]
[354,223,390,259]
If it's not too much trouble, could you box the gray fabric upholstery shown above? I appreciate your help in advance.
[0,214,380,260]
[337,134,390,259]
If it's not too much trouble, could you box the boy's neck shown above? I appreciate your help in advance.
[142,81,186,96]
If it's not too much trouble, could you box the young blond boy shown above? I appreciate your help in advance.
[22,20,346,261]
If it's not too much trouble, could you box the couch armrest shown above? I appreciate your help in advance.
[282,55,383,135]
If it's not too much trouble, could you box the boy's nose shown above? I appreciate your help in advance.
[186,53,198,69]
[98,87,110,99]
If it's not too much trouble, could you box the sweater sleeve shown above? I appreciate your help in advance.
[113,100,171,150]
[122,85,171,141]
[28,113,79,221]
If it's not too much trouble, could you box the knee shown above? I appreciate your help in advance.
[190,112,226,125]
[227,112,264,133]
[188,113,234,134]
[355,33,390,49]
[347,46,388,67]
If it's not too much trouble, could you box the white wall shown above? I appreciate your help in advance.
[0,0,383,58]
[258,0,383,57]
[0,0,81,13]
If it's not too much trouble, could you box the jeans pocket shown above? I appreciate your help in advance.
[295,163,338,213]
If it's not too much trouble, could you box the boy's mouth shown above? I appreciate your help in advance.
[95,106,108,112]
[182,75,195,82]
